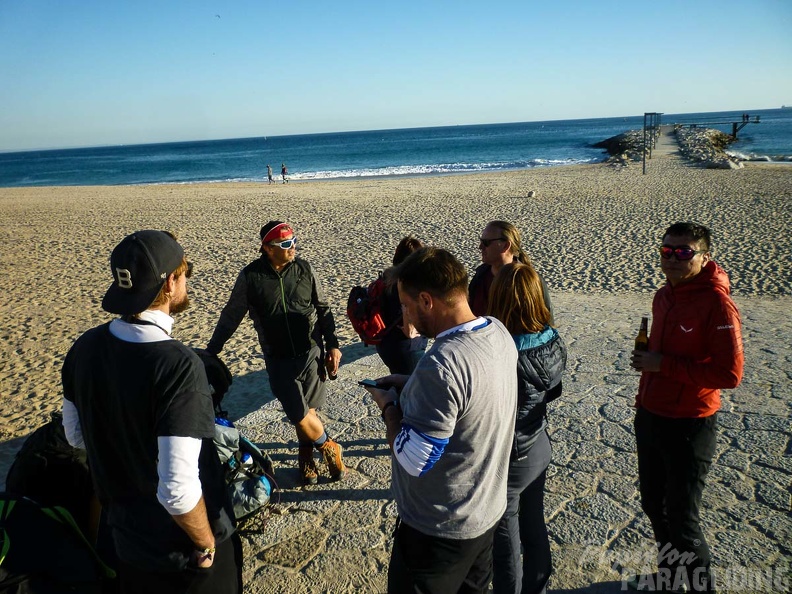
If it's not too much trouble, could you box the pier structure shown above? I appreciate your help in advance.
[672,114,760,140]
[642,112,663,174]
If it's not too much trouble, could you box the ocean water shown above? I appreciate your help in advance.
[1,108,789,188]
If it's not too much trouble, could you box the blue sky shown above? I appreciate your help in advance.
[1,0,790,151]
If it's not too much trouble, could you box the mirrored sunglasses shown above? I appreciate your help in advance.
[270,237,296,249]
[659,246,704,261]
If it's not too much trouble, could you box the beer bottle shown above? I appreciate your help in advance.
[325,359,337,381]
[634,317,649,351]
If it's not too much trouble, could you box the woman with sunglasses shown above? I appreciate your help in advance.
[469,220,554,325]
[375,235,428,374]
[487,262,566,594]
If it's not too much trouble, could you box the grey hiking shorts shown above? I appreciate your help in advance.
[264,345,326,424]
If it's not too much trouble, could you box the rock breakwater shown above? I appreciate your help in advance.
[674,127,743,169]
[593,130,658,166]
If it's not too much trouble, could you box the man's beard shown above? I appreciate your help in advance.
[170,295,190,315]
[412,310,434,339]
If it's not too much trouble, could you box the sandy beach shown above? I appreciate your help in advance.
[1,151,790,592]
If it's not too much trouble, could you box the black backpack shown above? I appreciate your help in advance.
[5,412,93,534]
[193,349,233,414]
[0,493,116,594]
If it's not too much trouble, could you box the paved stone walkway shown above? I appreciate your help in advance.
[230,292,791,593]
[651,125,679,157]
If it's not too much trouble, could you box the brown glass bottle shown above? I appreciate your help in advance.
[326,360,337,380]
[634,317,649,351]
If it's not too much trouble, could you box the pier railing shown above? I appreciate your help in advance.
[670,114,760,139]
[643,112,662,174]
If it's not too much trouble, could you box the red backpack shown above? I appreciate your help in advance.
[346,276,396,345]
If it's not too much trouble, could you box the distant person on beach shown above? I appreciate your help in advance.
[266,164,274,184]
[62,230,242,593]
[469,220,554,323]
[629,222,743,593]
[363,247,517,594]
[207,221,345,485]
[488,262,566,594]
[375,235,429,375]
[281,163,288,183]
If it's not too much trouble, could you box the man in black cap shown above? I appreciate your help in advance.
[62,230,242,594]
[207,221,346,485]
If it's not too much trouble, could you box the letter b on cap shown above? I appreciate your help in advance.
[115,268,133,289]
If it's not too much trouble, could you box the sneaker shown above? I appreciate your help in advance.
[298,444,319,485]
[317,438,347,481]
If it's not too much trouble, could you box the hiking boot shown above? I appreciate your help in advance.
[298,444,319,485]
[317,438,347,481]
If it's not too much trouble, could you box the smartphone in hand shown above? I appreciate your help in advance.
[358,379,393,389]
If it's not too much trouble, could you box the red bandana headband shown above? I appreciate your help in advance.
[262,223,293,243]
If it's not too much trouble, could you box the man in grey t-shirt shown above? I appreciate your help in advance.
[365,247,517,593]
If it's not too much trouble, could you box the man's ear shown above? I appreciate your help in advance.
[418,291,433,310]
[165,273,177,295]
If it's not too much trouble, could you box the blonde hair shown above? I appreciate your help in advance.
[487,262,551,334]
[486,220,531,265]
[147,256,189,309]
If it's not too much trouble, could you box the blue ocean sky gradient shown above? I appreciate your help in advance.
[1,0,790,152]
[2,108,788,188]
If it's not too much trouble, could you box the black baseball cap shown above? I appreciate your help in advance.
[102,230,185,315]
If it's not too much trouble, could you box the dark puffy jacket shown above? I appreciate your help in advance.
[469,263,555,324]
[512,327,567,460]
[208,256,339,359]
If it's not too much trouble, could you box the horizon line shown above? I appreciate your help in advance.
[1,106,784,155]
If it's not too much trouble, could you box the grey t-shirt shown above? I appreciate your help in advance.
[391,316,518,539]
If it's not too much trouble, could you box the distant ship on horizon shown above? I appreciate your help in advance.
[782,105,792,109]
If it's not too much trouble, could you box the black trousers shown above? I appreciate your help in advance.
[117,532,243,594]
[492,430,552,594]
[389,520,496,594]
[375,335,427,375]
[635,408,717,593]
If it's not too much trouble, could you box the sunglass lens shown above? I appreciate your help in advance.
[660,246,697,260]
[186,262,193,278]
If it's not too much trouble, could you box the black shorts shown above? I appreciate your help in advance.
[388,519,495,594]
[265,345,326,424]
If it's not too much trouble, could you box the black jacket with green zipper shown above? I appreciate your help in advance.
[208,256,339,359]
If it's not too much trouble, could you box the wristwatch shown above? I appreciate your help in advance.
[381,400,398,419]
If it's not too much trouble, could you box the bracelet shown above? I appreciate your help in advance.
[196,546,216,557]
[381,400,398,419]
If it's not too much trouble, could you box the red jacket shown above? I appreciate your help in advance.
[636,261,743,418]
